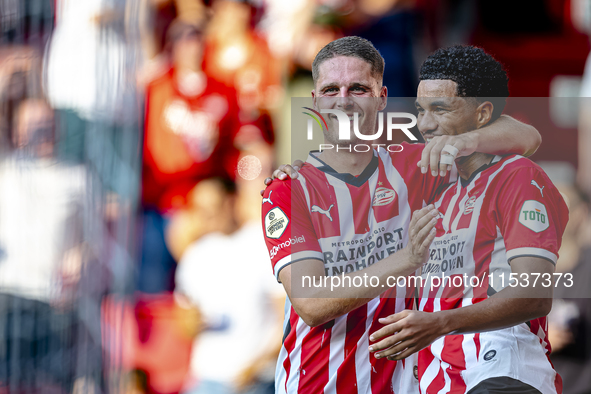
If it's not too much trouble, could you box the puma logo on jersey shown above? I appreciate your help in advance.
[531,180,544,197]
[312,204,334,221]
[263,190,273,205]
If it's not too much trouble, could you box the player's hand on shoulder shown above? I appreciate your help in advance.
[406,205,439,268]
[260,160,304,196]
[417,134,477,177]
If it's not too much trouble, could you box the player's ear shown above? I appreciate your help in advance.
[312,89,318,110]
[476,101,494,128]
[378,86,387,111]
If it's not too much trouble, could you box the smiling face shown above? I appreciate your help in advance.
[312,56,387,146]
[415,80,480,143]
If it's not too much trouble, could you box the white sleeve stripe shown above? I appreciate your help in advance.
[506,247,557,265]
[274,251,325,282]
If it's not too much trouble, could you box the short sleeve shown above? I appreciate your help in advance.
[495,166,569,265]
[262,179,323,282]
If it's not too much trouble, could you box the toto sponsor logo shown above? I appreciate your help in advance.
[519,200,549,233]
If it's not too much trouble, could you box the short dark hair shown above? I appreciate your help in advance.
[312,36,385,85]
[419,45,509,121]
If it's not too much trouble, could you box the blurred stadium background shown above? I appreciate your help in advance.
[0,0,590,393]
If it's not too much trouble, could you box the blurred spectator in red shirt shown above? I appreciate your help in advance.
[143,19,242,212]
[140,18,241,293]
[140,13,275,293]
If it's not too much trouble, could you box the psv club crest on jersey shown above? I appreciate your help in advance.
[373,187,396,206]
[463,196,478,215]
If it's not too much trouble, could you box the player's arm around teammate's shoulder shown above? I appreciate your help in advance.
[417,115,542,178]
[260,116,541,189]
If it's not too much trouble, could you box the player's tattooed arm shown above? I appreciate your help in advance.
[417,115,542,178]
[278,206,439,328]
[368,256,553,361]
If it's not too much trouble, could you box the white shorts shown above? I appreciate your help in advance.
[418,324,560,394]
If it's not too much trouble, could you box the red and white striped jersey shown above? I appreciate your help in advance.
[262,143,451,394]
[416,154,569,394]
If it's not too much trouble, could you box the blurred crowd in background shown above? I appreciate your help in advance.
[1,0,591,393]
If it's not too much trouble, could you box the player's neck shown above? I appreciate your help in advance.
[456,152,494,181]
[317,149,374,176]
